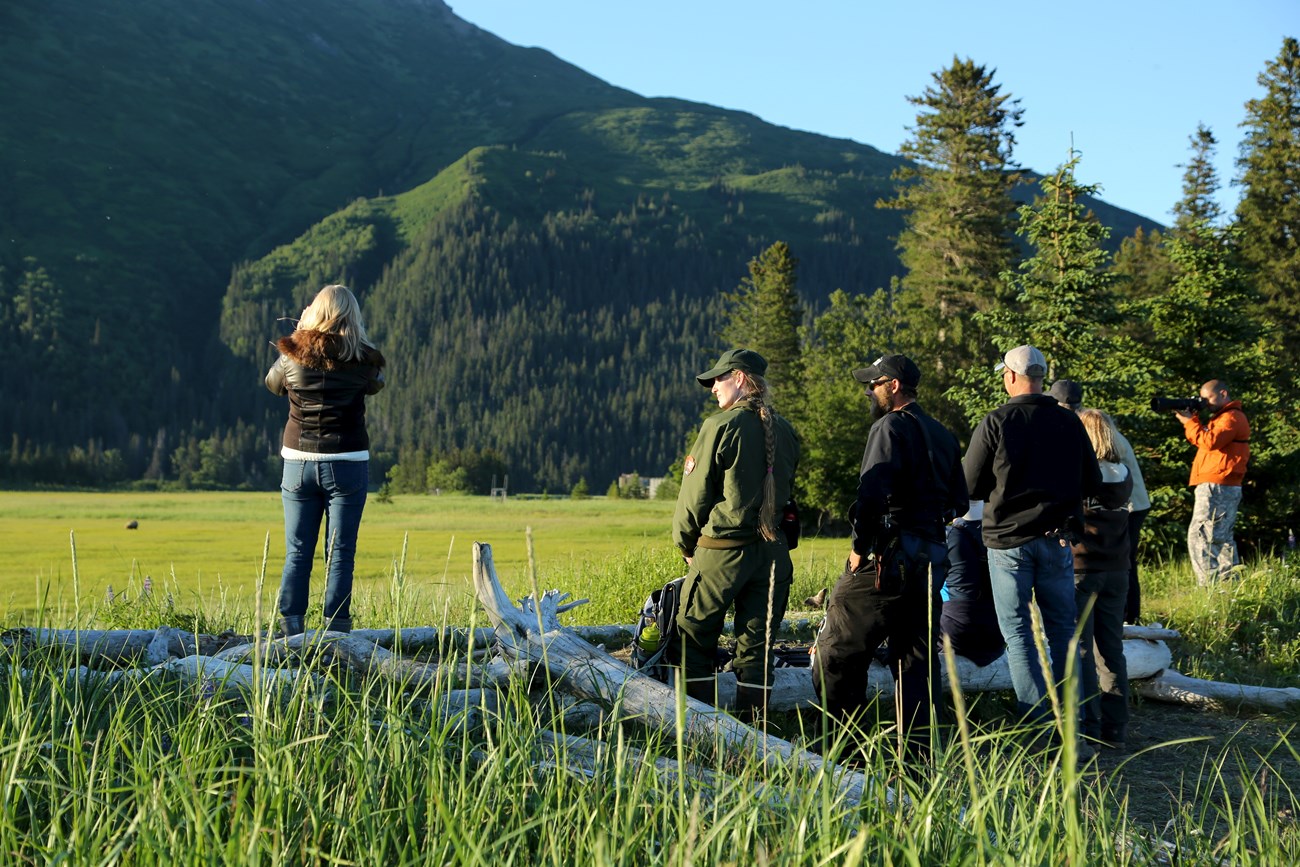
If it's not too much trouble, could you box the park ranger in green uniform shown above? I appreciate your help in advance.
[672,348,800,718]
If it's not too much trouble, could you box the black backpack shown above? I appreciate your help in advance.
[630,576,685,682]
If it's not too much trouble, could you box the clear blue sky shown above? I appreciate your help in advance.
[448,0,1294,225]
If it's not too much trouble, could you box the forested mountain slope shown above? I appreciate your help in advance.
[0,0,1156,489]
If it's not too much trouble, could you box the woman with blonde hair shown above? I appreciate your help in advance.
[671,349,800,718]
[266,284,386,635]
[1072,409,1133,749]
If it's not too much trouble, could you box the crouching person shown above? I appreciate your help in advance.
[940,501,1006,668]
[671,350,800,719]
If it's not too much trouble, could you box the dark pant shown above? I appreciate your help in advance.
[940,597,1006,668]
[812,534,945,760]
[675,540,792,711]
[279,458,368,621]
[1075,570,1130,742]
[1125,509,1148,623]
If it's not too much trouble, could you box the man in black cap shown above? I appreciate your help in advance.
[812,353,967,765]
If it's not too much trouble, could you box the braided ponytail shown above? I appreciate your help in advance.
[741,373,779,542]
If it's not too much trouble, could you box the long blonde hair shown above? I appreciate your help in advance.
[298,284,374,362]
[1078,408,1121,463]
[738,371,779,542]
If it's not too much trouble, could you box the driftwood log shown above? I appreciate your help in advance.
[1134,668,1300,712]
[470,540,894,807]
[4,553,1294,716]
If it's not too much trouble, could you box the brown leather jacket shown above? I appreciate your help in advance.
[265,330,385,454]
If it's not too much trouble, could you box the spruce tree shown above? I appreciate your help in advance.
[1111,226,1173,301]
[794,287,901,518]
[720,240,804,396]
[946,150,1121,426]
[879,57,1023,428]
[1235,37,1300,351]
[1173,124,1224,239]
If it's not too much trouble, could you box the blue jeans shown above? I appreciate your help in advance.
[987,537,1080,725]
[279,459,368,620]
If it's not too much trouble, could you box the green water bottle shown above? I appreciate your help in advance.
[638,622,662,654]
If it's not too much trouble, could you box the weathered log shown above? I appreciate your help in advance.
[470,541,894,807]
[1,627,244,665]
[213,631,523,690]
[159,654,311,694]
[1121,625,1182,641]
[536,729,849,813]
[1133,668,1300,713]
[531,637,1170,714]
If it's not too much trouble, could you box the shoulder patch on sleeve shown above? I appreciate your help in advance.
[683,456,696,476]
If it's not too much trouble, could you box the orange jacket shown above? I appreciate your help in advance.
[1184,400,1250,486]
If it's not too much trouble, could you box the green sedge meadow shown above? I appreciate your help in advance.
[0,491,1296,862]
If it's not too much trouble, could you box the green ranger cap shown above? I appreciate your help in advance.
[695,348,768,387]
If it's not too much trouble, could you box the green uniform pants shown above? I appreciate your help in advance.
[675,541,793,709]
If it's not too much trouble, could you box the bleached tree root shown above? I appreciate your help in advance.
[1134,668,1300,713]
[470,540,894,807]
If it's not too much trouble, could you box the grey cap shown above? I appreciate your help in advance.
[995,345,1047,377]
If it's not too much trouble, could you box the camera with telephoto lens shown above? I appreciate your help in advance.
[1150,396,1206,412]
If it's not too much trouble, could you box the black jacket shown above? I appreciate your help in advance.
[850,401,968,551]
[265,330,386,454]
[963,393,1103,549]
[1072,461,1133,574]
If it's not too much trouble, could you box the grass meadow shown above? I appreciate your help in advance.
[0,491,849,628]
[1,491,1297,862]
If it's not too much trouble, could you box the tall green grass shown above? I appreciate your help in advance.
[3,607,1296,863]
[4,492,1299,860]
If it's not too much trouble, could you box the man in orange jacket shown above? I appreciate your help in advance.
[1175,380,1250,584]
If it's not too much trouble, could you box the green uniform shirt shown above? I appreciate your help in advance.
[672,400,800,555]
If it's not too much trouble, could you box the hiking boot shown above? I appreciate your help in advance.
[324,616,352,634]
[280,615,305,637]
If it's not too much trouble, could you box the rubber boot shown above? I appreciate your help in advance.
[324,616,352,634]
[733,682,770,730]
[281,615,305,637]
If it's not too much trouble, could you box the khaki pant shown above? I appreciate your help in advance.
[1188,483,1242,583]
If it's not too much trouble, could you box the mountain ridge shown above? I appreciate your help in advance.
[0,0,1158,489]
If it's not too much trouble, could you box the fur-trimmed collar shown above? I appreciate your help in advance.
[276,329,385,371]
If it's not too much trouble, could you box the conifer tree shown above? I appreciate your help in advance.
[946,151,1121,425]
[1173,124,1224,236]
[1235,37,1300,350]
[1111,226,1173,301]
[879,57,1023,426]
[1131,220,1289,547]
[795,288,899,518]
[720,241,804,396]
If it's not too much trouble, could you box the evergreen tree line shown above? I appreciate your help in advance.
[206,164,906,496]
[6,37,1295,555]
[726,43,1300,558]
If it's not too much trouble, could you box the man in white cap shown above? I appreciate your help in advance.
[963,345,1102,750]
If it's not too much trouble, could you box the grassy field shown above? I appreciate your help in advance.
[0,491,850,627]
[1,491,1297,861]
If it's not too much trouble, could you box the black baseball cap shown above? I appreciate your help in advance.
[852,354,921,388]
